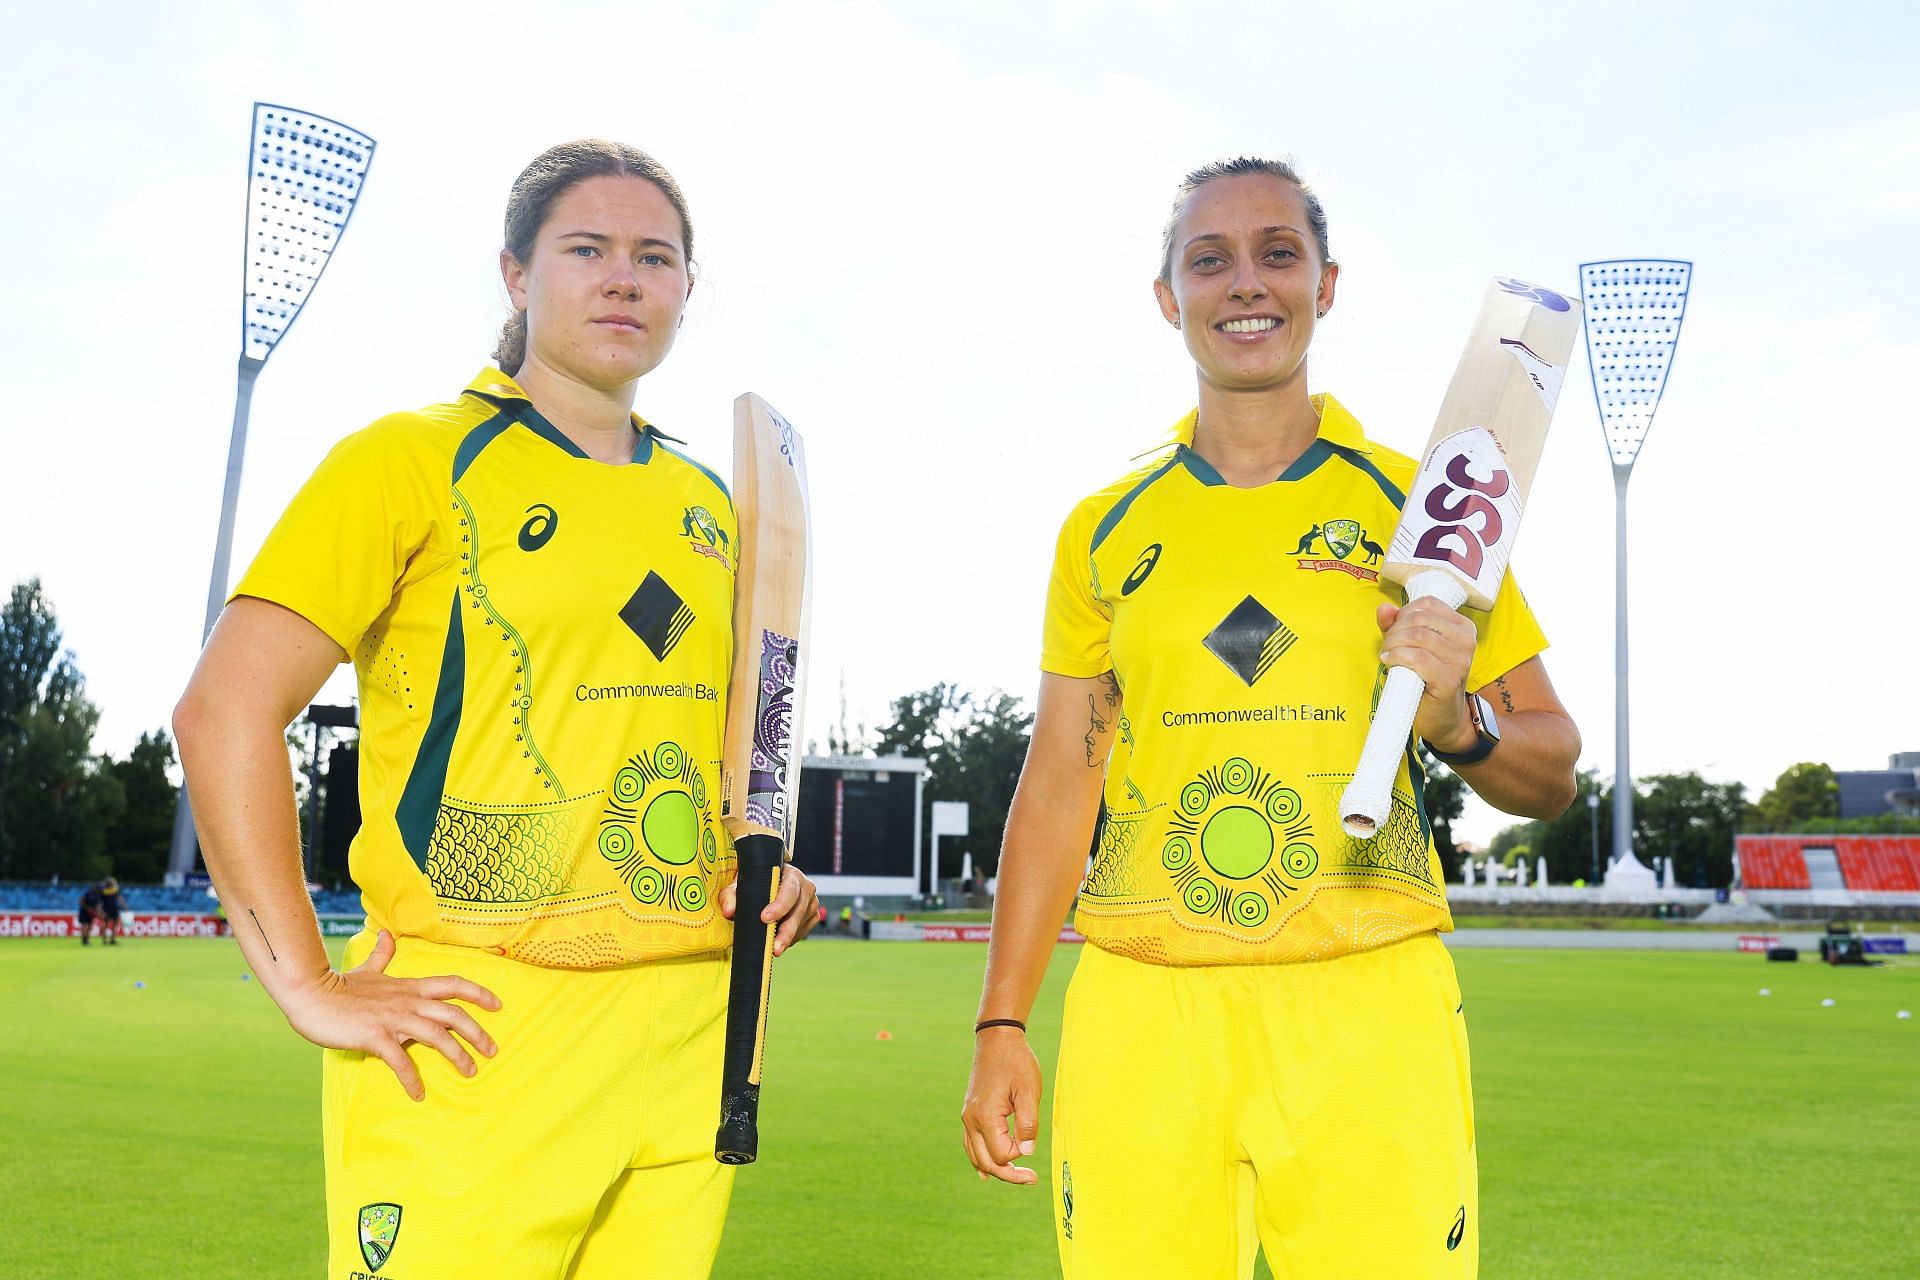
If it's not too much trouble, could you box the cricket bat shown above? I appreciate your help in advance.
[715,393,812,1165]
[1338,278,1581,839]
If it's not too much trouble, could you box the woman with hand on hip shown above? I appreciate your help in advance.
[177,140,818,1279]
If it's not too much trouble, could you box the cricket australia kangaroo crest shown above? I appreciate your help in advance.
[1292,516,1385,581]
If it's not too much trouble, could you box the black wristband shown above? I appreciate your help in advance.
[1430,692,1500,767]
[1430,734,1497,768]
[974,1018,1026,1034]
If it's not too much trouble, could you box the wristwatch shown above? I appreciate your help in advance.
[1430,692,1500,767]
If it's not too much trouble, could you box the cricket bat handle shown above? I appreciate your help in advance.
[716,834,784,1165]
[1340,569,1469,839]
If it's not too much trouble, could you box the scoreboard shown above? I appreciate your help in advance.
[791,755,927,896]
[307,745,930,897]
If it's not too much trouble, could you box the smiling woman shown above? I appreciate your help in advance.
[171,139,818,1279]
[963,157,1580,1280]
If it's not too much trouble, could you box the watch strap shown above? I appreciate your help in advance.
[1430,693,1499,767]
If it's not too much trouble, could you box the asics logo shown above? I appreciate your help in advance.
[519,503,558,552]
[1121,543,1162,596]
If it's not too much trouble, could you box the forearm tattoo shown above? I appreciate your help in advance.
[1085,695,1110,766]
[1494,676,1516,715]
[1085,674,1121,767]
[249,909,278,963]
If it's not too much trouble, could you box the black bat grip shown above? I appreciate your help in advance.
[716,833,785,1165]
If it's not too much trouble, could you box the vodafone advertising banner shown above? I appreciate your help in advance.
[1,911,231,939]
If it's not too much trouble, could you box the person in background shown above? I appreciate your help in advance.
[77,877,127,945]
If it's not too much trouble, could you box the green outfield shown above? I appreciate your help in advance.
[3,938,1914,1278]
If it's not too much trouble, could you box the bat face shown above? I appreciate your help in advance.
[720,394,812,847]
[715,394,813,1167]
[1337,277,1580,840]
[1381,278,1582,610]
[1388,424,1523,602]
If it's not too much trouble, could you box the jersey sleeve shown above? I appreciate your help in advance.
[1040,502,1113,678]
[1464,567,1548,692]
[231,415,448,656]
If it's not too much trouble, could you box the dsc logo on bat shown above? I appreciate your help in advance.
[1413,449,1511,580]
[1390,425,1524,605]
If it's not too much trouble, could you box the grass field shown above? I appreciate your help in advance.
[3,937,1915,1278]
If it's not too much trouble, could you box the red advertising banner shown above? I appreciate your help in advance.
[918,925,1084,943]
[1736,934,1780,953]
[1,911,230,939]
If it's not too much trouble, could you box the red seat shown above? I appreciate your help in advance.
[1834,837,1920,891]
[1736,837,1810,889]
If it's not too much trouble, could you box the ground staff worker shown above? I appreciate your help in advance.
[176,140,818,1279]
[961,158,1580,1278]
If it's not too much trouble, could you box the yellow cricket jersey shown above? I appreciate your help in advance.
[235,369,739,967]
[1043,395,1546,966]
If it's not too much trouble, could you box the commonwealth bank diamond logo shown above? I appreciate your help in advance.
[1203,595,1298,686]
[358,1202,402,1273]
[620,571,695,661]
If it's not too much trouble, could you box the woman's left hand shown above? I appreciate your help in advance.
[719,864,820,957]
[1375,598,1479,755]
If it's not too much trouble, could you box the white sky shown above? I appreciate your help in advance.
[3,0,1916,845]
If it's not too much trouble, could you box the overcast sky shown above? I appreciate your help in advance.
[3,0,1916,845]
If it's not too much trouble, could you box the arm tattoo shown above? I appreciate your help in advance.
[1494,676,1516,715]
[1085,673,1120,766]
[249,909,278,963]
[1085,694,1110,766]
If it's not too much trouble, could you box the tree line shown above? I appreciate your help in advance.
[1483,760,1913,889]
[4,573,1907,888]
[1,580,177,883]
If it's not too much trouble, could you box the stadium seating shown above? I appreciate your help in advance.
[1833,837,1920,892]
[1735,838,1812,889]
[1735,836,1920,891]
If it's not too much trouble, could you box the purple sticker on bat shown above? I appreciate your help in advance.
[747,627,798,841]
[1494,277,1572,312]
[766,406,800,470]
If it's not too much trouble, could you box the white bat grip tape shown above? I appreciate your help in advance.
[1340,569,1469,839]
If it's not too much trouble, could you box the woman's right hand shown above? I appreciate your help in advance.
[961,1026,1043,1185]
[280,930,502,1101]
[961,672,1116,1188]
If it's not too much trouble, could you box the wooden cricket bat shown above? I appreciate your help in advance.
[1338,278,1582,839]
[714,393,811,1165]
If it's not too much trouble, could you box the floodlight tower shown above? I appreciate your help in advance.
[1578,260,1691,887]
[166,104,376,882]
